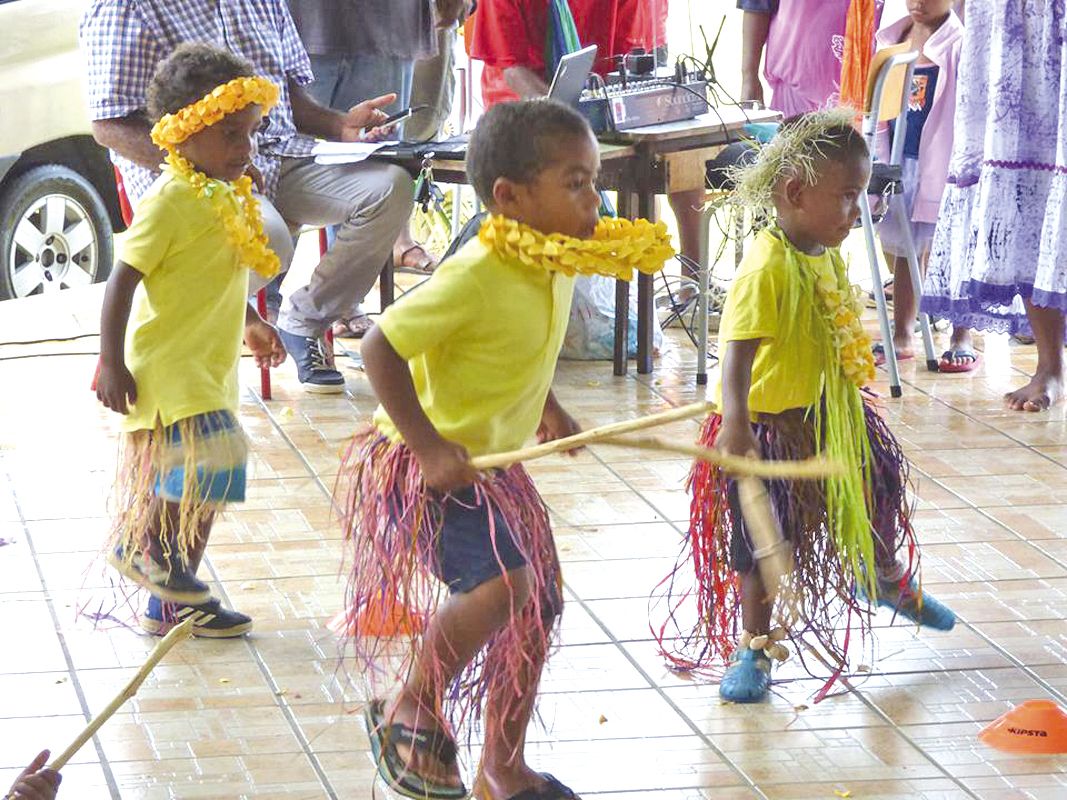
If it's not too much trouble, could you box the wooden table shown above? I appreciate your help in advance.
[377,104,779,376]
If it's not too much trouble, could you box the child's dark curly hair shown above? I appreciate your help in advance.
[147,42,257,122]
[467,99,594,208]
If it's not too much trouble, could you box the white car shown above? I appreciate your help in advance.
[0,0,122,300]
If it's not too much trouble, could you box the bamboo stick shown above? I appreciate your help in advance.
[598,435,844,480]
[470,401,712,471]
[47,617,195,771]
[738,477,796,593]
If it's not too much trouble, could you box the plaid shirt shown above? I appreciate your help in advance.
[80,0,316,202]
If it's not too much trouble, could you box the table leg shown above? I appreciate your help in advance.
[379,254,395,310]
[614,191,635,376]
[614,279,629,376]
[636,190,655,374]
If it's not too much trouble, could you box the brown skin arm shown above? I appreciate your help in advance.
[289,79,395,141]
[740,11,771,106]
[502,66,551,100]
[97,261,143,415]
[716,338,762,457]
[361,325,477,492]
[91,116,165,173]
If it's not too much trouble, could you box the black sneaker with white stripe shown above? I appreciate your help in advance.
[143,596,252,639]
[277,328,345,393]
[108,546,211,606]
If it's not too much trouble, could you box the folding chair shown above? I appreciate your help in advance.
[859,42,939,397]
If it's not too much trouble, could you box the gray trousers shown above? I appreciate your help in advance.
[255,157,413,337]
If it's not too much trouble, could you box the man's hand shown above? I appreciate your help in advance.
[415,438,477,493]
[537,397,582,455]
[243,318,286,368]
[96,360,138,415]
[337,94,398,142]
[8,750,61,800]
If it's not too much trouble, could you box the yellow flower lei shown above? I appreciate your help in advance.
[149,77,281,279]
[478,214,675,281]
[812,256,876,387]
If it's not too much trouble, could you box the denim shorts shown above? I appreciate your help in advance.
[154,411,247,504]
[432,487,528,594]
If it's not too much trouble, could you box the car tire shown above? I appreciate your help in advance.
[0,164,114,300]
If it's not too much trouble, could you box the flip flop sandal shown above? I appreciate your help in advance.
[331,314,374,339]
[872,343,915,368]
[364,699,468,800]
[938,348,981,373]
[395,244,437,275]
[505,773,582,800]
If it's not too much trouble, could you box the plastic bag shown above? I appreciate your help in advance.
[560,274,663,361]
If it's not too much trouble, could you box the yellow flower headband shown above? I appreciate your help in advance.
[150,76,280,148]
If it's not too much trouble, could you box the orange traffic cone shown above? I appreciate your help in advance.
[328,593,423,638]
[979,700,1067,755]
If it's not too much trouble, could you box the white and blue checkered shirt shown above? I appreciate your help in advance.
[80,0,317,202]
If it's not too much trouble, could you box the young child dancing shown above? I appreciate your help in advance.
[96,44,286,639]
[874,0,974,371]
[336,100,671,800]
[661,110,956,705]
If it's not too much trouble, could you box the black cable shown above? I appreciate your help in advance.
[0,332,100,347]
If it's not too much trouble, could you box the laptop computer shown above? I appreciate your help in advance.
[547,44,598,108]
[377,44,599,160]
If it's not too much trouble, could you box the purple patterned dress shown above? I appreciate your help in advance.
[922,0,1067,336]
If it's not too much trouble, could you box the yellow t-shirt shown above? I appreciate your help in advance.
[119,172,249,432]
[373,238,575,457]
[715,229,831,416]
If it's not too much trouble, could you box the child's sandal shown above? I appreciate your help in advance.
[365,699,468,800]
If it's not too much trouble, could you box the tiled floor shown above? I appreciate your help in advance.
[1,286,1066,799]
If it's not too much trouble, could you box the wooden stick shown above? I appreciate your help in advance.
[47,617,195,771]
[738,477,796,594]
[470,401,712,471]
[598,435,844,480]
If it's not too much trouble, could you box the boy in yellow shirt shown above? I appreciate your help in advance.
[337,99,671,800]
[96,44,286,638]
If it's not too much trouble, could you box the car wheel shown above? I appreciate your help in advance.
[0,164,114,300]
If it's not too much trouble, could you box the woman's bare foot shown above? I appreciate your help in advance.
[1005,371,1063,412]
[384,693,464,790]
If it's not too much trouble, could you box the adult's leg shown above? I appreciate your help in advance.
[273,158,412,337]
[1006,300,1065,411]
[668,188,706,280]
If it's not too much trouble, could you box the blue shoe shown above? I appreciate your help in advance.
[143,596,253,639]
[719,648,772,703]
[277,327,345,394]
[864,575,957,631]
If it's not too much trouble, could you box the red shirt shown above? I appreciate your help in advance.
[469,0,646,107]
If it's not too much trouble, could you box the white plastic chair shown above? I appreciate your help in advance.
[859,42,939,397]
